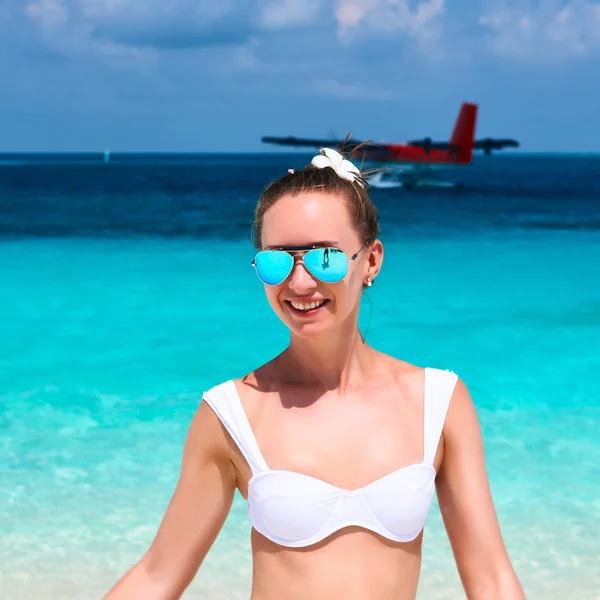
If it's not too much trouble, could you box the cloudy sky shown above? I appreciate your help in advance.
[1,0,599,152]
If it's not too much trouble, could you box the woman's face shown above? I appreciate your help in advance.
[258,191,383,338]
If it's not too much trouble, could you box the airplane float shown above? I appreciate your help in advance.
[262,103,519,188]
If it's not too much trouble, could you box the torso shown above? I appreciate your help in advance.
[225,353,446,600]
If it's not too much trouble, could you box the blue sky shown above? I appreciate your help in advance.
[1,0,599,152]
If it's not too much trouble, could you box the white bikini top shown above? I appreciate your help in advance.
[202,367,458,548]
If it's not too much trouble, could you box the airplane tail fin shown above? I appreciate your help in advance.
[448,102,478,164]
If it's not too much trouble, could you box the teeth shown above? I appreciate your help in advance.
[290,300,326,311]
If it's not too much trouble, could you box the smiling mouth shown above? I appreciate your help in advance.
[286,299,329,314]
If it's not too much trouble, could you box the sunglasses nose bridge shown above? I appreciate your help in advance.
[291,252,305,267]
[288,254,318,289]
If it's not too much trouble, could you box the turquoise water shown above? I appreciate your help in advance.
[1,154,600,598]
[2,232,599,599]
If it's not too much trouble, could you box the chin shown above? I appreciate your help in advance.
[283,313,343,339]
[288,323,330,339]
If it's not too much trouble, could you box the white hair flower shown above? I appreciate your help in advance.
[311,147,363,185]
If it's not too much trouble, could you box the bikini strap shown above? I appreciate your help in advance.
[202,380,270,475]
[423,368,459,466]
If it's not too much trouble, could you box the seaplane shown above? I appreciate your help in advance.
[262,102,519,188]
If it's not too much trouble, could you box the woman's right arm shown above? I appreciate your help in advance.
[104,400,237,600]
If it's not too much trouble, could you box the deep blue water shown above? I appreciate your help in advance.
[1,153,599,600]
[1,153,599,239]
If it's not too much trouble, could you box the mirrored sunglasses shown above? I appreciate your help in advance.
[252,241,371,286]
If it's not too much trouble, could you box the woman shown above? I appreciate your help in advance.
[105,148,525,600]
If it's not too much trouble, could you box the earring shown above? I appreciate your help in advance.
[366,278,372,287]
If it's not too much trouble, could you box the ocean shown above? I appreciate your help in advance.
[1,153,599,599]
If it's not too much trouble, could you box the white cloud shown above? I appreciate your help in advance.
[335,0,380,34]
[13,0,452,68]
[79,0,236,22]
[335,0,444,37]
[260,0,324,30]
[21,0,326,51]
[26,0,69,26]
[12,0,600,71]
[22,0,253,51]
[479,0,600,62]
[334,0,445,56]
[7,0,264,72]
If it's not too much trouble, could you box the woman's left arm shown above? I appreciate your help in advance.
[435,378,526,600]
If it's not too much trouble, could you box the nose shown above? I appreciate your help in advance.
[287,259,317,294]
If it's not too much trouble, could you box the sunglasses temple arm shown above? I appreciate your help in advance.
[351,239,372,261]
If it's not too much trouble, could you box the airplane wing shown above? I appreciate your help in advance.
[473,138,520,154]
[261,136,398,163]
[407,137,519,154]
[261,136,377,150]
[262,135,520,157]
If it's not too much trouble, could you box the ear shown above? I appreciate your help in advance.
[364,239,384,284]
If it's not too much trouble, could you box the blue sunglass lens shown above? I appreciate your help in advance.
[303,247,348,282]
[254,251,294,285]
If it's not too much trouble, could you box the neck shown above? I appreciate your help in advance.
[279,316,374,392]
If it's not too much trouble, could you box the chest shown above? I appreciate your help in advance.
[238,392,426,493]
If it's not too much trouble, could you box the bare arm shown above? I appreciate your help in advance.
[104,400,237,600]
[436,379,525,599]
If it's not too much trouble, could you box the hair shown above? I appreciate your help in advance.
[252,145,380,249]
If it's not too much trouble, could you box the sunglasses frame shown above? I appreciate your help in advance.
[251,239,373,286]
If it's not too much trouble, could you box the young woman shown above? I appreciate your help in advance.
[106,148,525,600]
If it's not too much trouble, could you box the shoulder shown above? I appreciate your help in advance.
[435,372,479,442]
[381,355,458,394]
[440,371,473,413]
[199,372,262,429]
[202,369,267,403]
[421,368,475,469]
[375,354,446,402]
[426,366,461,393]
[423,367,471,414]
[186,389,235,468]
[203,379,232,396]
[201,362,278,422]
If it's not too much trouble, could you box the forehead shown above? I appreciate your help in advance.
[261,192,356,248]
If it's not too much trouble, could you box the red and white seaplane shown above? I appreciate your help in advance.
[262,102,519,188]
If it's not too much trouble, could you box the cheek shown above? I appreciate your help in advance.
[347,263,366,294]
[265,286,284,311]
[330,278,359,311]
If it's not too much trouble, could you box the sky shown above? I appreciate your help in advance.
[1,0,600,152]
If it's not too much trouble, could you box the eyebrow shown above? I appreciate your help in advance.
[264,240,340,251]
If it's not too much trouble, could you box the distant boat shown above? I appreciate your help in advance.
[104,149,111,163]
